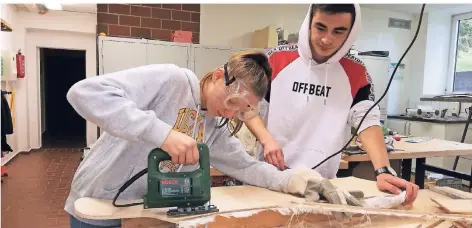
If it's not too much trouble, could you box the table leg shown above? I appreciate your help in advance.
[401,159,412,181]
[415,158,426,189]
[470,166,472,192]
[336,162,358,178]
[453,105,472,170]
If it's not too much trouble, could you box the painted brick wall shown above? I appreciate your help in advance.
[97,4,200,43]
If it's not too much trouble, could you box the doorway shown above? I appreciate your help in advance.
[40,48,86,148]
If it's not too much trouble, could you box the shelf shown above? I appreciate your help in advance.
[1,19,13,32]
[387,115,468,124]
[420,95,472,103]
[1,75,18,82]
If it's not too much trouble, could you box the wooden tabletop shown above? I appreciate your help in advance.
[74,176,472,227]
[210,138,472,176]
[343,138,472,162]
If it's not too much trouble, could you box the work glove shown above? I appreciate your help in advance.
[305,178,363,221]
[285,166,364,221]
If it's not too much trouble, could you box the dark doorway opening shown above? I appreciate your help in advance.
[40,48,86,148]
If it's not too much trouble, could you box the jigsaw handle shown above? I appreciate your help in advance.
[149,142,210,173]
[144,143,212,208]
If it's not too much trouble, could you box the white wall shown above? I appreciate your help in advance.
[422,11,452,96]
[1,4,19,159]
[405,14,428,109]
[0,5,16,53]
[200,4,309,48]
[407,8,471,115]
[9,7,98,153]
[355,7,424,115]
[200,4,423,115]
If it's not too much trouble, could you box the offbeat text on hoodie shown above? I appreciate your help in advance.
[64,64,294,226]
[256,4,381,178]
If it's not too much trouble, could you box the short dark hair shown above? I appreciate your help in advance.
[310,4,356,27]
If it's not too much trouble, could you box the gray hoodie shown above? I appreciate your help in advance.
[64,64,294,226]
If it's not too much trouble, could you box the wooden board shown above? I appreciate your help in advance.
[210,167,225,177]
[427,185,472,199]
[74,177,472,227]
[343,138,472,162]
[431,198,472,214]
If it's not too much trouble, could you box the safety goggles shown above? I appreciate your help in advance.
[222,63,260,121]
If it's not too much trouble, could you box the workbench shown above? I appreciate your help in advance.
[211,138,472,189]
[74,176,472,228]
[343,138,472,189]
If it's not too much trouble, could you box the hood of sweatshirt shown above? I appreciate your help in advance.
[296,4,361,105]
[297,4,361,66]
[182,68,202,108]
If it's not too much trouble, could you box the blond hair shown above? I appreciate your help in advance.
[200,50,272,136]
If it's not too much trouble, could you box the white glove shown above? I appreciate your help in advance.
[284,166,323,198]
[285,166,364,221]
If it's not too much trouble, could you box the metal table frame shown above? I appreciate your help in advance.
[401,158,472,190]
[415,96,472,191]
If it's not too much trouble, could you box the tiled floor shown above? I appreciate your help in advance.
[1,148,82,228]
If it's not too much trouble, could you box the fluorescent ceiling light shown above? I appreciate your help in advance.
[44,3,62,10]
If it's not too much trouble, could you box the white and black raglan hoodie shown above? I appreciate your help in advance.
[257,4,381,178]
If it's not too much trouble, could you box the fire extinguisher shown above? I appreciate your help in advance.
[16,49,25,78]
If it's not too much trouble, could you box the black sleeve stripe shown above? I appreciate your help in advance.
[351,84,372,108]
[264,80,271,103]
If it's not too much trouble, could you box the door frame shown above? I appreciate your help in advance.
[26,28,98,148]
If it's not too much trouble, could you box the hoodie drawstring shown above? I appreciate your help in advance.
[324,63,328,106]
[176,104,205,172]
[307,61,312,102]
[193,106,201,140]
[307,59,328,106]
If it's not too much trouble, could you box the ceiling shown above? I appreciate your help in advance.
[12,3,471,16]
[62,4,97,13]
[13,4,97,14]
[362,4,472,15]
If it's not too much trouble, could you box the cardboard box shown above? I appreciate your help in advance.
[171,30,193,43]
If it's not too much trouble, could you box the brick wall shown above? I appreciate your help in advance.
[97,4,200,44]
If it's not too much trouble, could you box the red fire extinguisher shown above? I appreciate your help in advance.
[16,49,25,78]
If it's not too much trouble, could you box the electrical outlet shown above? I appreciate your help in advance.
[449,103,459,115]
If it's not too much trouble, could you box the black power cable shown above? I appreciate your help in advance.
[312,4,426,170]
[112,168,147,207]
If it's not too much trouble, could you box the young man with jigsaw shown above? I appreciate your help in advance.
[245,4,419,205]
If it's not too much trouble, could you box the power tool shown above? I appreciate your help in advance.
[112,143,219,217]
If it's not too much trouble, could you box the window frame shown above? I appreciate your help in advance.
[447,11,472,93]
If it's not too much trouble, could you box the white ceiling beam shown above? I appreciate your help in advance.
[23,4,39,13]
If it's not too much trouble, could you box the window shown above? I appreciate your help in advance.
[448,12,472,93]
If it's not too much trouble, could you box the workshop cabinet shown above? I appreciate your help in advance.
[146,40,191,69]
[408,121,447,139]
[386,118,472,142]
[100,38,148,74]
[386,119,409,135]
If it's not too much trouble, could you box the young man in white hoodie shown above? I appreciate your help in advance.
[245,4,419,205]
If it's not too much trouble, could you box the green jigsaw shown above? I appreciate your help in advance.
[113,143,218,217]
[144,143,218,217]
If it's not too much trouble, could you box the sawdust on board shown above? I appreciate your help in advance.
[174,203,472,228]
